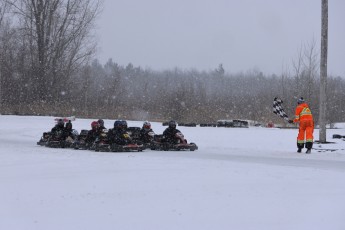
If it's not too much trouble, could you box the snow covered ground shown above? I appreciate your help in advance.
[1,115,345,230]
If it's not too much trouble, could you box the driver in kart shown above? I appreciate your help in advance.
[139,121,155,144]
[51,119,65,135]
[162,120,181,144]
[108,120,133,145]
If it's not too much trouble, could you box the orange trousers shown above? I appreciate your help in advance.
[297,120,314,144]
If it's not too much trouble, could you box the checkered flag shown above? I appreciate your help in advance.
[273,97,289,121]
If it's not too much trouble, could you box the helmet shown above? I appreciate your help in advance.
[91,121,99,130]
[57,119,64,128]
[298,97,305,104]
[98,119,104,127]
[168,120,177,129]
[143,121,151,130]
[121,120,128,129]
[114,120,122,129]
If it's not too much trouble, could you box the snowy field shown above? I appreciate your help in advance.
[1,115,345,230]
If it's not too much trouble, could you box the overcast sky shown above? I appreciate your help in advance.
[96,0,344,76]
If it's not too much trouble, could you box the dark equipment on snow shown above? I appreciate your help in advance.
[333,134,345,139]
[217,120,248,128]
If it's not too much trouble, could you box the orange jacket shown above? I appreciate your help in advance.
[293,103,313,123]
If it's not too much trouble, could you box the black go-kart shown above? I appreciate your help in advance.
[37,132,52,146]
[151,132,198,151]
[46,130,78,148]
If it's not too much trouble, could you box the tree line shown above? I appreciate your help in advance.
[1,1,344,125]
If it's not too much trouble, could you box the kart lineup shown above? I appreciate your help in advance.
[37,119,198,152]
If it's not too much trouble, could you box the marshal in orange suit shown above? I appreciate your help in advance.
[288,97,314,153]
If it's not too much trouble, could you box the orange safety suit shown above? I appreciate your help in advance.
[293,102,314,148]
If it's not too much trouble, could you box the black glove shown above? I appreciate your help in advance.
[288,120,293,124]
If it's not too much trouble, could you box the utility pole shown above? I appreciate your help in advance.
[319,0,328,143]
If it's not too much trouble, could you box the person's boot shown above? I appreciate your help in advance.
[305,142,313,154]
[297,143,304,153]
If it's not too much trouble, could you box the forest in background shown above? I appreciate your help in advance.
[0,0,344,125]
[2,58,345,126]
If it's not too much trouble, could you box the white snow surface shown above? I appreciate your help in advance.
[1,115,345,230]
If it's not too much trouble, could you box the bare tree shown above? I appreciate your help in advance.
[302,39,319,102]
[0,0,13,114]
[0,1,10,26]
[327,76,345,126]
[6,0,102,105]
[319,0,328,143]
[0,1,7,113]
[291,44,303,97]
